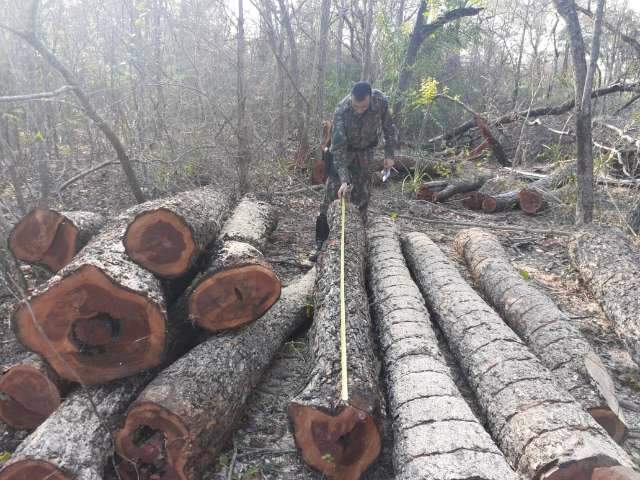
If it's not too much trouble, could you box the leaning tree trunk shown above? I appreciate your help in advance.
[569,227,640,367]
[11,206,199,385]
[186,194,280,331]
[0,353,72,430]
[0,371,155,480]
[8,209,105,272]
[517,164,576,214]
[123,183,237,278]
[114,270,315,480]
[455,228,627,442]
[402,231,634,479]
[367,217,518,480]
[289,201,382,480]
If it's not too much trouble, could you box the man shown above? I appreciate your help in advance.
[310,81,397,261]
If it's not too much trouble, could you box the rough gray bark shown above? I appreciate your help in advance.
[114,270,315,480]
[0,352,72,430]
[367,217,518,480]
[0,423,28,458]
[289,201,382,480]
[8,209,105,272]
[627,199,640,235]
[0,372,154,480]
[11,207,196,384]
[455,228,627,443]
[433,174,490,203]
[568,227,640,367]
[187,195,280,332]
[123,183,237,278]
[403,231,634,479]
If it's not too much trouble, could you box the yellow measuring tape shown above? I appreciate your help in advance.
[339,197,349,402]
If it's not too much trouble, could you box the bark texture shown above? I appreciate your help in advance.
[0,353,71,430]
[568,227,640,366]
[187,195,280,332]
[517,164,576,214]
[115,270,315,480]
[367,217,518,480]
[433,175,490,203]
[8,209,105,272]
[123,183,237,278]
[402,231,634,479]
[455,228,627,442]
[289,201,382,480]
[11,211,189,384]
[0,372,154,480]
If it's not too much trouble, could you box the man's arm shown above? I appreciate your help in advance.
[329,107,350,184]
[381,100,397,159]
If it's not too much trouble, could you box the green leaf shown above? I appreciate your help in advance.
[321,452,335,463]
[34,131,45,142]
[389,211,398,221]
[518,269,530,280]
[0,452,11,462]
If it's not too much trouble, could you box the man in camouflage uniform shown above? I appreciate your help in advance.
[311,81,397,260]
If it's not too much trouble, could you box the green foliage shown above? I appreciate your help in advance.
[0,452,12,462]
[594,151,614,177]
[518,269,530,280]
[321,452,335,463]
[389,211,398,221]
[402,162,430,195]
[413,77,441,108]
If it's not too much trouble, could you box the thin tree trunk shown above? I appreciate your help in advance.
[237,0,251,194]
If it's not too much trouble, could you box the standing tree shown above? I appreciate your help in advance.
[552,0,605,225]
[237,0,252,193]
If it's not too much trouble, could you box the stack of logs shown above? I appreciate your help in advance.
[1,183,640,480]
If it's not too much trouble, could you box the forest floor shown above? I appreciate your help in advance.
[1,159,640,479]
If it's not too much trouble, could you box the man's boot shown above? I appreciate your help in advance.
[309,213,329,262]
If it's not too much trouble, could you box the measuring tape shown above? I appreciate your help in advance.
[340,197,349,402]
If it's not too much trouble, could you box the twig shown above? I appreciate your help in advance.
[227,439,238,480]
[0,85,73,102]
[57,160,119,193]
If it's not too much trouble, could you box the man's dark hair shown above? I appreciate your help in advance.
[351,81,372,101]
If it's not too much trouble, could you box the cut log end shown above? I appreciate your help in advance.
[518,188,545,214]
[115,402,190,480]
[591,466,640,480]
[416,185,437,201]
[0,460,70,480]
[13,265,166,384]
[462,191,487,210]
[189,265,281,332]
[288,404,380,480]
[124,209,196,278]
[589,408,628,444]
[542,457,625,480]
[481,196,498,212]
[7,209,79,271]
[0,365,62,430]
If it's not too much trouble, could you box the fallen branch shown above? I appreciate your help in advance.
[56,160,118,193]
[0,85,72,103]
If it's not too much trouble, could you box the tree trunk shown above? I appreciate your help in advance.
[12,209,200,385]
[0,372,155,480]
[186,195,280,332]
[481,190,519,213]
[123,184,237,278]
[0,353,72,430]
[432,174,490,203]
[568,227,640,367]
[236,0,252,193]
[289,201,382,480]
[402,231,634,479]
[8,209,105,272]
[462,191,488,210]
[628,199,640,235]
[114,270,315,480]
[367,217,518,480]
[415,180,449,201]
[455,228,627,443]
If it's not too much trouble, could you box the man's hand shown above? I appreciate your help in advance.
[337,182,350,200]
[383,156,395,170]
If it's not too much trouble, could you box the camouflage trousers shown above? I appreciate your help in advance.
[320,149,373,224]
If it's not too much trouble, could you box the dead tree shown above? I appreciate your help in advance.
[367,217,518,480]
[403,231,635,479]
[455,228,627,442]
[289,202,382,480]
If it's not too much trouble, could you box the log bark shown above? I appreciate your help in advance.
[482,190,519,213]
[123,184,237,278]
[0,423,28,458]
[0,371,155,480]
[114,269,315,480]
[366,217,518,480]
[568,227,640,367]
[455,228,627,442]
[462,191,488,210]
[402,231,634,479]
[11,209,197,384]
[0,353,71,430]
[415,180,448,201]
[517,164,576,214]
[186,194,280,332]
[8,209,105,272]
[433,174,490,202]
[289,201,382,480]
[627,199,640,235]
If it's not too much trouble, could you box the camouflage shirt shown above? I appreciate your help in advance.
[329,89,397,184]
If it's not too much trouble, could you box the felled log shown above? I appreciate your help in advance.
[462,191,488,210]
[11,211,191,384]
[115,269,315,480]
[289,201,382,480]
[455,228,627,442]
[569,227,640,366]
[0,353,71,430]
[471,176,524,213]
[0,371,155,480]
[186,194,280,331]
[415,180,448,201]
[367,218,518,480]
[403,231,635,479]
[517,164,575,214]
[8,209,105,272]
[432,174,490,202]
[475,116,510,166]
[123,184,237,278]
